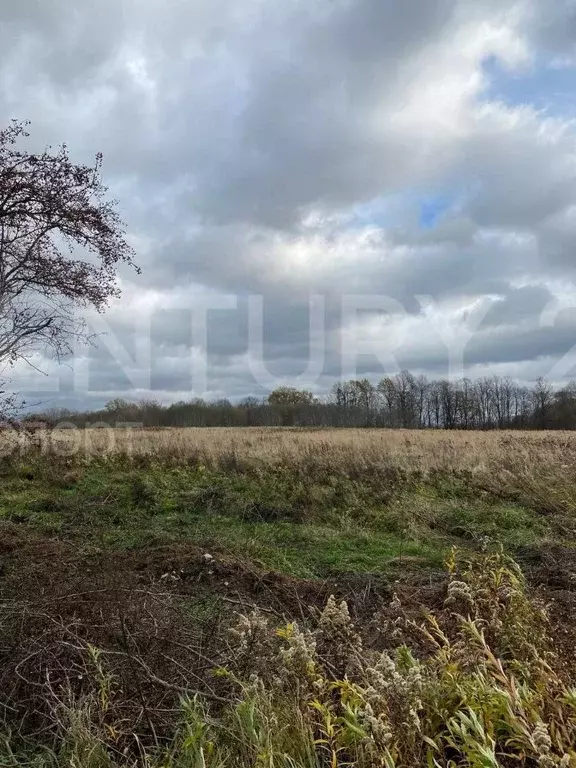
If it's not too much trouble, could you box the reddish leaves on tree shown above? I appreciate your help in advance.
[0,119,138,364]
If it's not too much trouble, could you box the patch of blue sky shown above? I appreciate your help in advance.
[481,55,576,117]
[348,187,470,233]
[419,192,460,229]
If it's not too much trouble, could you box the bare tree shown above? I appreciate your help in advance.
[0,122,137,362]
[531,376,553,429]
[0,120,137,418]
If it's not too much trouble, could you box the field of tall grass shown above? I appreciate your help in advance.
[14,426,576,523]
[14,425,576,467]
[0,428,575,766]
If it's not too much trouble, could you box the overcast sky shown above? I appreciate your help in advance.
[2,0,576,407]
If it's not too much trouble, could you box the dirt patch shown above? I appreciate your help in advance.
[515,543,576,591]
[0,522,403,745]
[0,525,401,620]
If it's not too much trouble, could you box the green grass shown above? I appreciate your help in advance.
[0,453,566,579]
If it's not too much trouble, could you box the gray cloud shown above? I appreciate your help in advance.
[526,0,576,60]
[481,285,554,328]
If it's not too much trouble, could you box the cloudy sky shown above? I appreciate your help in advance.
[2,0,576,406]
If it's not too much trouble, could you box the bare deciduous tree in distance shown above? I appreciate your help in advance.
[0,120,138,421]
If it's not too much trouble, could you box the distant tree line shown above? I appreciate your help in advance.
[25,373,576,430]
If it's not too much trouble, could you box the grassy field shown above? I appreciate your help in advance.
[0,428,575,766]
[15,424,576,469]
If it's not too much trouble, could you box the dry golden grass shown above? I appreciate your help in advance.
[45,425,576,456]
[11,425,576,475]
